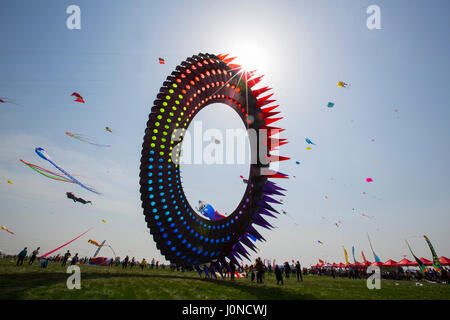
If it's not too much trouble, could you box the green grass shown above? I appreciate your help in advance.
[1,259,449,300]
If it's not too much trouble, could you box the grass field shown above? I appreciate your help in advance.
[1,259,449,300]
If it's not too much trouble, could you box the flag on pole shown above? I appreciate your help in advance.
[343,247,349,265]
[423,235,442,271]
[406,240,426,275]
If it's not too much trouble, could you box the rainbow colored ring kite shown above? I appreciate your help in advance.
[139,53,289,275]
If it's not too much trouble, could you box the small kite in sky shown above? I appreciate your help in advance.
[101,219,107,223]
[305,138,316,145]
[105,127,113,133]
[394,108,399,113]
[361,213,375,219]
[66,192,92,204]
[306,147,312,151]
[88,239,100,247]
[239,175,244,179]
[327,102,335,108]
[318,240,324,245]
[295,161,300,165]
[366,177,373,182]
[159,57,165,64]
[1,225,14,234]
[324,195,329,199]
[66,132,111,147]
[71,92,85,103]
[0,97,19,105]
[337,81,350,88]
[243,179,248,184]
[7,180,13,184]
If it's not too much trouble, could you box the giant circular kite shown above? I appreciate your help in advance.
[139,53,288,275]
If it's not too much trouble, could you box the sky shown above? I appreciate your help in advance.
[0,0,449,267]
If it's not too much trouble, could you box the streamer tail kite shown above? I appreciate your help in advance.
[40,227,93,258]
[35,147,100,194]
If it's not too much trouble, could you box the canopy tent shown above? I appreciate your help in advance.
[370,261,384,267]
[419,257,433,266]
[439,256,450,266]
[397,258,415,266]
[383,259,398,267]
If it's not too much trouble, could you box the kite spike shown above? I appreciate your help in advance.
[219,53,229,61]
[223,56,237,64]
[227,63,242,71]
[264,117,283,126]
[260,168,289,179]
[251,86,271,98]
[244,70,257,80]
[247,75,264,88]
[260,111,280,119]
[256,99,276,108]
[252,214,274,230]
[259,93,274,101]
[227,253,240,266]
[258,208,277,218]
[267,155,290,163]
[263,195,283,204]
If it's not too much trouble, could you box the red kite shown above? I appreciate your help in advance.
[71,92,85,103]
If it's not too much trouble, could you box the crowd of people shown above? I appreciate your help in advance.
[4,248,449,284]
[307,265,449,284]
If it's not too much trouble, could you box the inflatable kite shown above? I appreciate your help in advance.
[139,53,289,273]
[66,192,92,204]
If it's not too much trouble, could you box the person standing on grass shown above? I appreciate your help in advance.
[140,258,147,270]
[16,247,27,266]
[29,247,40,265]
[255,258,264,284]
[122,255,129,269]
[61,250,71,267]
[284,261,290,280]
[275,265,284,285]
[71,253,79,265]
[230,262,236,281]
[295,261,303,282]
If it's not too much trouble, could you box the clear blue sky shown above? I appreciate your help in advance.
[0,0,449,266]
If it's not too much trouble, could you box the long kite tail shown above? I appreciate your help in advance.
[47,158,100,194]
[40,227,93,258]
[35,148,100,195]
